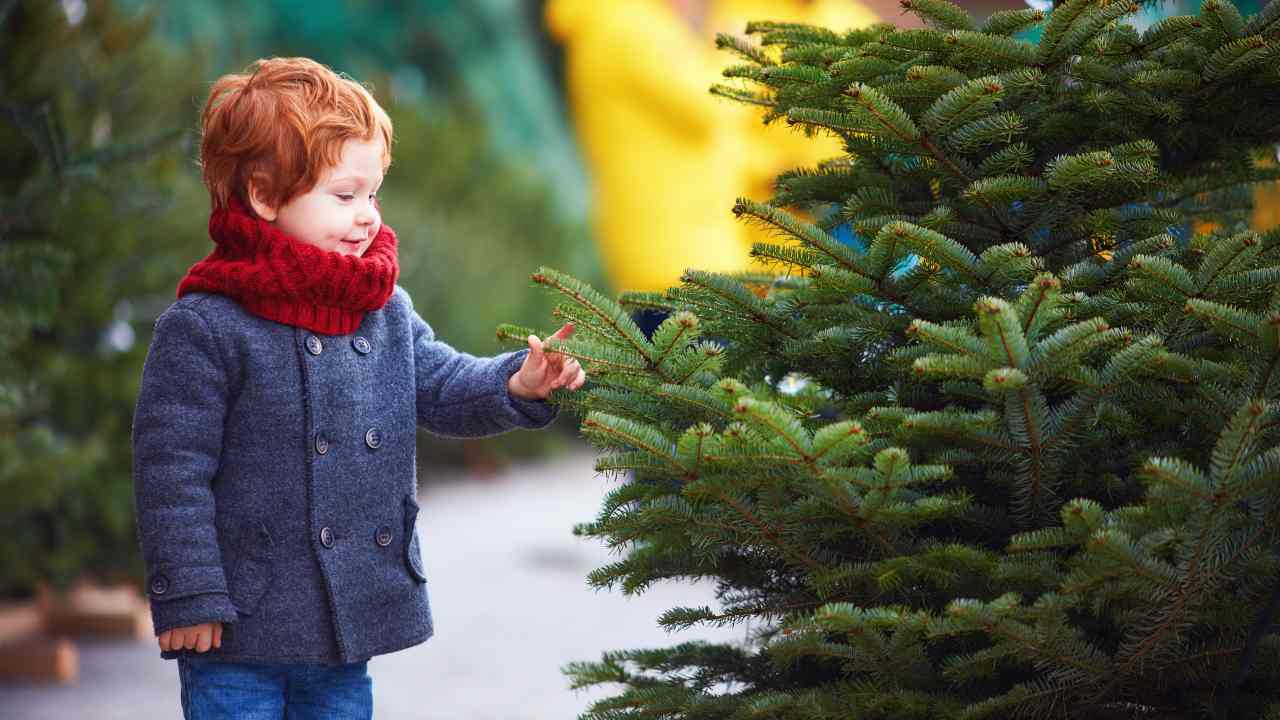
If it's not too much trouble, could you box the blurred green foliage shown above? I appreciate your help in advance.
[1,0,211,597]
[1,0,600,597]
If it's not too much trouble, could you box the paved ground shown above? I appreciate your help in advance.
[0,446,749,719]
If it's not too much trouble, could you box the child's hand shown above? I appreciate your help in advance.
[159,621,222,653]
[509,323,586,400]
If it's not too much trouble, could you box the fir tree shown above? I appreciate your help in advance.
[0,0,207,596]
[502,0,1280,717]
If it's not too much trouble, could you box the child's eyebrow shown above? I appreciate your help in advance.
[327,171,381,185]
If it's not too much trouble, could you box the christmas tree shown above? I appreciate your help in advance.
[0,0,210,596]
[502,0,1280,716]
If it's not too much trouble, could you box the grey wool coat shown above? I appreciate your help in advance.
[131,286,558,665]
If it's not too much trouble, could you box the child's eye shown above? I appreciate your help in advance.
[337,193,354,201]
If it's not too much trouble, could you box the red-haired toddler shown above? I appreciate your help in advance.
[131,57,585,720]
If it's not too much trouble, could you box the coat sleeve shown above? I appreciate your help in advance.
[410,305,559,438]
[131,306,239,635]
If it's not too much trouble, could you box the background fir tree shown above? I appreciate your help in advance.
[503,0,1280,717]
[0,0,210,598]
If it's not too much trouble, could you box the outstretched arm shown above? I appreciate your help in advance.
[411,308,561,438]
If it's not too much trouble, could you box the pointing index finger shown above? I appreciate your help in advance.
[544,322,575,353]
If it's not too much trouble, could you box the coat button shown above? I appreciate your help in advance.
[319,526,335,548]
[375,526,393,547]
[150,574,169,596]
[306,335,323,356]
[315,433,329,455]
[352,336,371,354]
[364,428,382,450]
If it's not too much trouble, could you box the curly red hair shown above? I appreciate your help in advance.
[200,57,393,211]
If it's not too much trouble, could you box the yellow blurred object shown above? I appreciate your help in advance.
[1256,183,1280,230]
[547,0,880,294]
[710,0,880,210]
[1191,154,1279,237]
[547,0,748,294]
[1254,153,1280,231]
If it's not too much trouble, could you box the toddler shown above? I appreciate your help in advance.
[131,56,585,719]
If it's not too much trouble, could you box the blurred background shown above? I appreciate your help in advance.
[1,0,1275,717]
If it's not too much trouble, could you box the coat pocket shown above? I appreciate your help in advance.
[228,520,275,616]
[403,494,427,584]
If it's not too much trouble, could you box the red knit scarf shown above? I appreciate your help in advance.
[177,198,399,335]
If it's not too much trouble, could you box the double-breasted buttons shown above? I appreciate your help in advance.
[364,428,382,450]
[315,433,330,455]
[375,526,393,547]
[319,526,335,548]
[150,574,169,596]
[305,335,323,356]
[352,336,371,354]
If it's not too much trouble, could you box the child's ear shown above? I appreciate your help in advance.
[246,178,279,222]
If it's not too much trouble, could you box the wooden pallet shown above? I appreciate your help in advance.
[0,600,78,684]
[0,634,78,684]
[0,600,41,643]
[0,578,150,684]
[37,579,151,639]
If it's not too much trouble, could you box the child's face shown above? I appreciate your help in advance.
[257,137,385,257]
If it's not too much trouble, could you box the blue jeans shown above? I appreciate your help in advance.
[177,655,372,720]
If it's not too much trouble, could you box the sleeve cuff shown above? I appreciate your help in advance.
[150,591,239,636]
[146,565,237,635]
